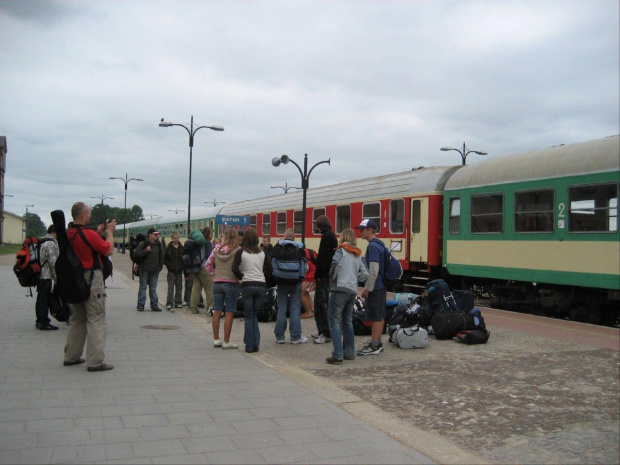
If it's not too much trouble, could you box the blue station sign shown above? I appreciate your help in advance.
[216,215,250,226]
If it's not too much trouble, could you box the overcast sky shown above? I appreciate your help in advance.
[1,0,618,225]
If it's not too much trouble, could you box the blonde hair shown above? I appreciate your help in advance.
[283,228,295,240]
[223,228,239,249]
[338,228,357,246]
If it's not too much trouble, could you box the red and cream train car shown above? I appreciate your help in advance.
[219,165,461,290]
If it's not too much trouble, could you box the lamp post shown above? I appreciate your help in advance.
[272,153,330,244]
[159,116,224,233]
[24,204,34,240]
[204,199,226,206]
[168,208,185,214]
[440,142,487,165]
[90,195,114,225]
[109,173,143,253]
[271,182,301,194]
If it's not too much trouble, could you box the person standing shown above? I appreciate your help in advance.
[187,227,214,314]
[355,219,386,356]
[232,228,273,353]
[326,228,368,363]
[300,248,317,319]
[164,231,184,311]
[63,202,116,371]
[35,225,59,330]
[312,215,338,344]
[206,228,240,349]
[260,235,273,256]
[133,228,164,311]
[272,228,308,344]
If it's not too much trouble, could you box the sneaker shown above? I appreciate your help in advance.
[222,342,238,349]
[275,339,285,344]
[291,336,308,344]
[213,339,223,347]
[357,343,384,356]
[175,304,183,308]
[152,306,162,312]
[137,306,144,312]
[311,333,320,339]
[182,302,188,307]
[166,304,173,310]
[313,335,331,344]
[326,355,343,364]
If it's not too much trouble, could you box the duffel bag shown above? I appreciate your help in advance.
[431,312,485,340]
[455,329,490,345]
[395,326,428,349]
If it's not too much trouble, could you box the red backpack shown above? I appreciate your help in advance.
[13,236,53,291]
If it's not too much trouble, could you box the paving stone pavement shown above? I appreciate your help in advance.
[0,261,435,465]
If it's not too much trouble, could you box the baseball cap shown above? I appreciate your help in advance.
[147,228,159,236]
[354,219,378,230]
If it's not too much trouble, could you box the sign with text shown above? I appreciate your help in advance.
[216,215,250,226]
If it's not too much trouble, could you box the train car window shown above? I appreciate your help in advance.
[411,200,421,233]
[514,189,554,233]
[449,198,460,234]
[249,215,257,230]
[362,202,381,233]
[294,210,303,234]
[390,199,404,233]
[313,208,326,234]
[471,194,503,234]
[277,212,287,234]
[569,183,618,233]
[336,205,351,233]
[262,213,271,235]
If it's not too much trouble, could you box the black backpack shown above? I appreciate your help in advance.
[130,233,146,277]
[182,239,204,274]
[51,210,92,304]
[270,242,307,285]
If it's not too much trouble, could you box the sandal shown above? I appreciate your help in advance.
[87,363,114,372]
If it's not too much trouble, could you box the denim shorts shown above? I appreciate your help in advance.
[213,282,239,312]
[365,287,387,321]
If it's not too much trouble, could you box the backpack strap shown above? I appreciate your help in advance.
[70,227,99,286]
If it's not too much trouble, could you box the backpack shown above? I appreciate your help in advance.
[271,242,307,284]
[48,287,72,322]
[455,329,490,345]
[381,244,403,287]
[426,279,460,315]
[130,233,146,276]
[13,236,54,292]
[431,311,486,340]
[182,239,204,274]
[51,210,93,304]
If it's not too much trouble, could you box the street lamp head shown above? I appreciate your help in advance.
[159,118,173,127]
[474,151,488,156]
[272,157,282,167]
[440,147,456,152]
[209,126,224,132]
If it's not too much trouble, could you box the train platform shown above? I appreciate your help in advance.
[1,250,618,464]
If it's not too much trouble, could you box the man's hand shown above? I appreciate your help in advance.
[361,289,369,298]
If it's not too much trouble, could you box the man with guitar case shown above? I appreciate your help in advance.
[52,203,116,372]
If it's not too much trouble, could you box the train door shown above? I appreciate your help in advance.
[409,197,428,263]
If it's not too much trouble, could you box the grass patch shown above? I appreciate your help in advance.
[0,243,21,255]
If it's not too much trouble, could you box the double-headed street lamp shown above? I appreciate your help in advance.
[272,153,330,244]
[271,182,301,194]
[159,116,224,233]
[109,173,143,252]
[90,195,114,225]
[168,208,185,214]
[204,199,226,206]
[440,142,488,165]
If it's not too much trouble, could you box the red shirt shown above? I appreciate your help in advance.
[67,227,111,269]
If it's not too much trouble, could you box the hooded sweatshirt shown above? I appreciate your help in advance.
[206,243,240,283]
[329,243,369,294]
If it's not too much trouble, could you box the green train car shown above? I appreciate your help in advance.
[443,135,619,324]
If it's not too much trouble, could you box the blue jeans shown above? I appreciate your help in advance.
[275,283,302,341]
[213,282,239,312]
[242,286,265,351]
[328,291,356,360]
[138,270,160,309]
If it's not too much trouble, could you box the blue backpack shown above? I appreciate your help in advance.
[382,244,403,287]
[271,243,307,284]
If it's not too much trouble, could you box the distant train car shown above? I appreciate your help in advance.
[220,166,461,290]
[443,135,619,324]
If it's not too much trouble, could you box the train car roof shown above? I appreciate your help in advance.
[220,165,462,215]
[445,135,620,190]
[154,206,224,225]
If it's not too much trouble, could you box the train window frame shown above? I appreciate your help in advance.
[471,193,504,234]
[568,182,618,233]
[276,211,287,235]
[389,199,405,234]
[335,205,351,233]
[449,197,461,234]
[362,202,381,233]
[293,210,303,234]
[262,213,271,235]
[249,215,257,230]
[313,208,326,234]
[514,188,554,233]
[411,200,421,234]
